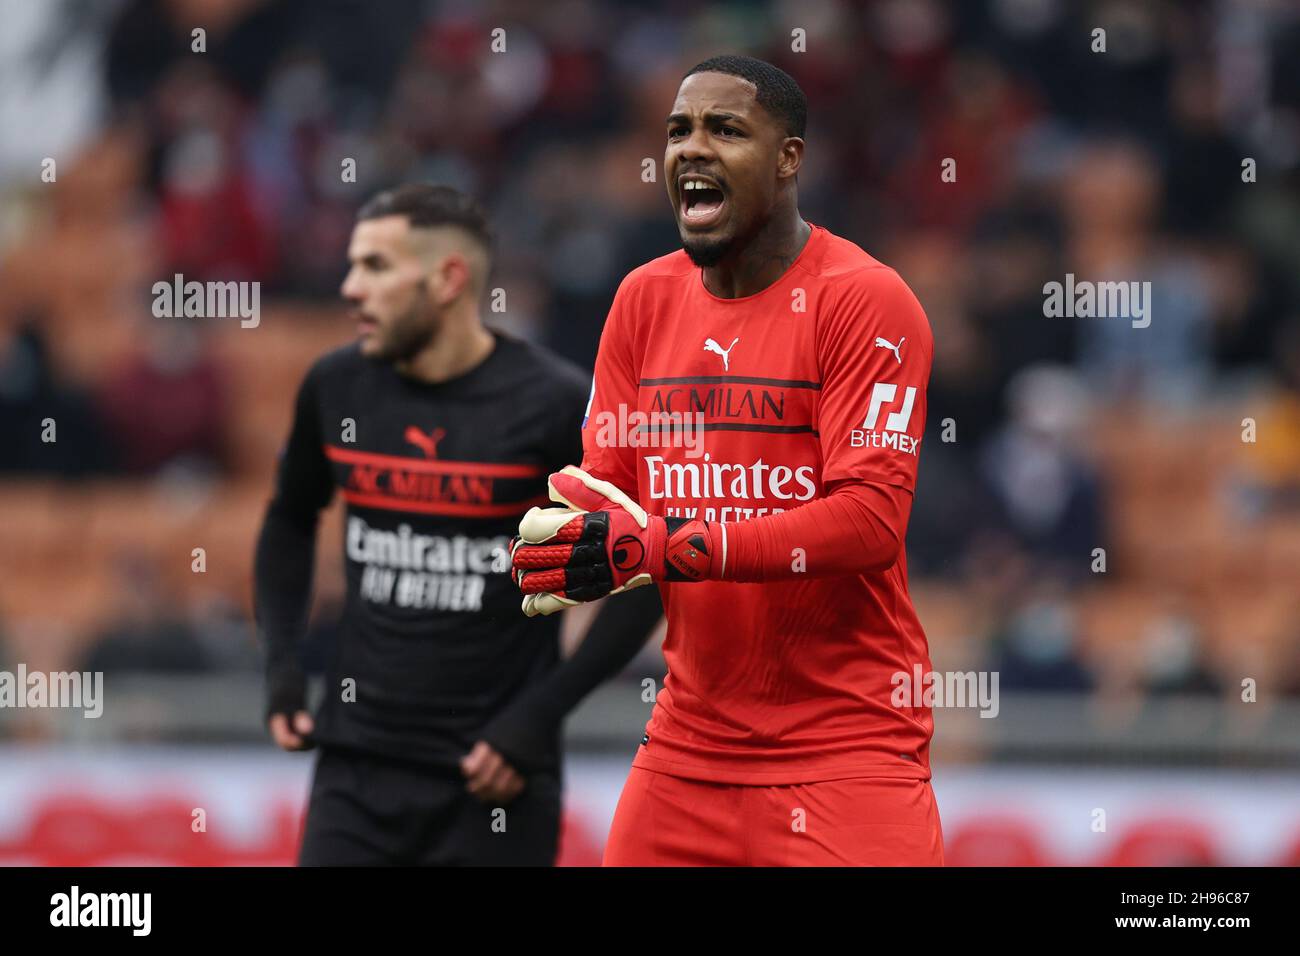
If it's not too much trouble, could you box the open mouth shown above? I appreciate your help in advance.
[679,177,726,228]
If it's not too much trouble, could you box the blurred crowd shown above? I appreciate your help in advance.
[2,0,1300,733]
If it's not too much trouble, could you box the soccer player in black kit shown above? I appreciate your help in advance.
[254,184,658,865]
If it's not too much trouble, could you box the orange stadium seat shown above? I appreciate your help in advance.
[911,582,989,670]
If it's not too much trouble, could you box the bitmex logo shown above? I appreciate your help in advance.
[850,382,919,456]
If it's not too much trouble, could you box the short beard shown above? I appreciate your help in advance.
[682,235,731,268]
[371,286,438,362]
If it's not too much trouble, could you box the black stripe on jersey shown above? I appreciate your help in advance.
[633,423,818,434]
[639,375,821,389]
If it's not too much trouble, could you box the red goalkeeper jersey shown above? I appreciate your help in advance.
[580,223,935,784]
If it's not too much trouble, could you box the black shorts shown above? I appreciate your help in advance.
[298,747,561,866]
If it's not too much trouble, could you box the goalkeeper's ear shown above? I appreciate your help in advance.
[547,466,648,528]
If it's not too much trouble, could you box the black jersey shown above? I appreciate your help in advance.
[257,330,591,771]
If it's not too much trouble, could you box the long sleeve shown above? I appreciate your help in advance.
[480,330,663,772]
[478,583,664,772]
[709,479,912,581]
[253,366,335,715]
[578,275,641,491]
[706,265,932,582]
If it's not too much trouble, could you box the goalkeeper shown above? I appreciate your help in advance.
[511,56,943,867]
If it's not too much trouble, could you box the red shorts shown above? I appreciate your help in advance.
[603,766,944,866]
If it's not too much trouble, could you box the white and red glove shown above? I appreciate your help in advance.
[510,466,715,616]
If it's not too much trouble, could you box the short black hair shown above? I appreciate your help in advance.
[357,183,494,254]
[684,55,807,139]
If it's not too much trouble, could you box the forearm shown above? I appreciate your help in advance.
[480,583,663,769]
[706,481,911,582]
[253,500,319,676]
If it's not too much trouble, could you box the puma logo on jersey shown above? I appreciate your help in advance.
[703,337,739,371]
[874,336,905,364]
[404,425,446,459]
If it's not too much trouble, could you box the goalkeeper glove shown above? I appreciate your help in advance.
[511,465,715,616]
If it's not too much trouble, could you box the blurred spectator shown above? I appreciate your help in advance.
[987,586,1095,693]
[95,322,230,476]
[1228,321,1300,522]
[187,594,264,672]
[0,319,110,475]
[1136,601,1222,697]
[908,439,996,579]
[153,65,276,282]
[80,551,209,673]
[978,365,1105,580]
[1062,139,1213,407]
